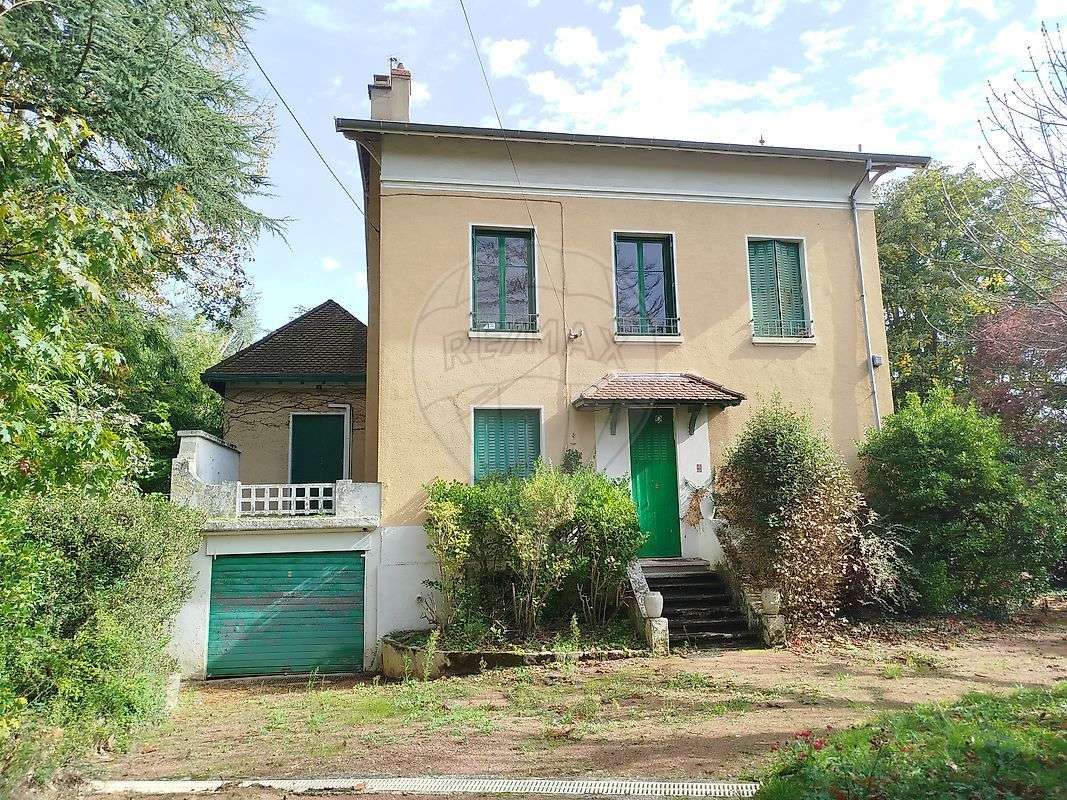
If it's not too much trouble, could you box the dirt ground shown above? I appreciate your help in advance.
[84,604,1067,795]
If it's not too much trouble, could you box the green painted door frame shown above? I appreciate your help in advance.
[206,551,365,678]
[289,413,346,483]
[628,408,681,558]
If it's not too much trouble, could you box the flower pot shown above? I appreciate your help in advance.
[760,588,781,616]
[644,591,664,618]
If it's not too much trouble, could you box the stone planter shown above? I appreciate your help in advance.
[644,591,664,619]
[380,634,646,680]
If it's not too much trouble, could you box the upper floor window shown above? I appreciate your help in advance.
[472,228,537,333]
[614,234,679,336]
[473,408,541,481]
[747,238,811,338]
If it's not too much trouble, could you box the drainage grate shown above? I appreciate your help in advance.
[244,776,760,797]
[90,776,761,798]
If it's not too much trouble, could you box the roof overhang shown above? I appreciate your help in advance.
[201,372,366,397]
[335,118,931,169]
[572,373,746,410]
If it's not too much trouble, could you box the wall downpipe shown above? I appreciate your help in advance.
[849,158,884,432]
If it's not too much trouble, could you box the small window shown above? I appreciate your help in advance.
[473,408,540,481]
[747,239,811,338]
[614,235,679,335]
[472,228,536,332]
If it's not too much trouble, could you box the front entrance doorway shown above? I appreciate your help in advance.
[628,408,681,558]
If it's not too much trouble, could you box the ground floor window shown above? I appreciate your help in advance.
[473,408,541,480]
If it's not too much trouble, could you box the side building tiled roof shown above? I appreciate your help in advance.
[573,373,745,408]
[203,299,367,386]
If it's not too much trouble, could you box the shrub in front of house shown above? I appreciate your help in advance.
[0,485,201,794]
[423,463,643,646]
[716,396,908,625]
[859,388,1065,614]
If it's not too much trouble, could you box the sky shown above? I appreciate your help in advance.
[242,0,1064,331]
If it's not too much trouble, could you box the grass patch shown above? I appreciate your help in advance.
[758,683,1067,799]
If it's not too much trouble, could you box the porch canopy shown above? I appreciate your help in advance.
[572,372,745,434]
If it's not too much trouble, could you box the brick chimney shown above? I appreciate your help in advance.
[368,59,411,122]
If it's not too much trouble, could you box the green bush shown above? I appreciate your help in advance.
[758,683,1067,799]
[0,485,201,792]
[716,397,867,624]
[860,389,1065,613]
[423,464,642,644]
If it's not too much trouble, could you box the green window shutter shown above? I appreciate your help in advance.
[290,414,346,482]
[473,408,540,481]
[747,239,780,336]
[774,240,807,334]
[471,229,535,332]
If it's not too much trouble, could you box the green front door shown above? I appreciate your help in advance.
[206,552,365,678]
[628,409,681,558]
[290,414,345,482]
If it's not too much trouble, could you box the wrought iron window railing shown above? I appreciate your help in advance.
[470,313,540,333]
[615,316,681,336]
[752,319,814,338]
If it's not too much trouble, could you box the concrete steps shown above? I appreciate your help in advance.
[641,558,759,650]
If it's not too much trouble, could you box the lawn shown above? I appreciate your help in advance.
[93,606,1067,786]
[758,683,1067,799]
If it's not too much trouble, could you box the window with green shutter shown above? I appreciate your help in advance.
[473,408,541,481]
[472,228,537,332]
[614,235,679,335]
[747,239,811,338]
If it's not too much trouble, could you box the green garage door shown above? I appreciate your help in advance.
[207,552,365,678]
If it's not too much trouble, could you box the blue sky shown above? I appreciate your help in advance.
[242,0,1061,331]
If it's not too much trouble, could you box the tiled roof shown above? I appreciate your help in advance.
[573,373,745,408]
[203,300,366,383]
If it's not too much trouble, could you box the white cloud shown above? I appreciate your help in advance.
[528,0,542,6]
[411,82,432,107]
[322,257,343,273]
[482,37,531,78]
[384,0,436,10]
[799,27,851,67]
[670,0,786,36]
[597,0,614,10]
[546,27,608,73]
[355,270,368,290]
[1033,0,1066,19]
[297,2,351,31]
[990,21,1042,64]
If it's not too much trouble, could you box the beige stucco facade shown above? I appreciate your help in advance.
[357,135,895,527]
[222,384,367,484]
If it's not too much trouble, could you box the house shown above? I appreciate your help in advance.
[168,61,930,678]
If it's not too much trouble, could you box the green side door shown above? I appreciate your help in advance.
[628,409,681,558]
[290,414,345,482]
[207,552,365,678]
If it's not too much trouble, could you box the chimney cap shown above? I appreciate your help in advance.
[391,61,411,79]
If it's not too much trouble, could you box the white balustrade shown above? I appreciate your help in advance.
[237,483,336,516]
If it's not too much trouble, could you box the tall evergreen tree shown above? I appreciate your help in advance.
[0,0,276,320]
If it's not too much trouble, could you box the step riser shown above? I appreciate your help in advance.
[661,610,738,622]
[647,579,726,590]
[657,593,734,605]
[669,621,749,634]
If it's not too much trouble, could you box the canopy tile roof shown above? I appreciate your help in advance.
[573,373,745,409]
[203,300,366,384]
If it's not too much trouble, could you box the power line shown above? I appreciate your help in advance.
[456,0,567,322]
[229,23,378,233]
